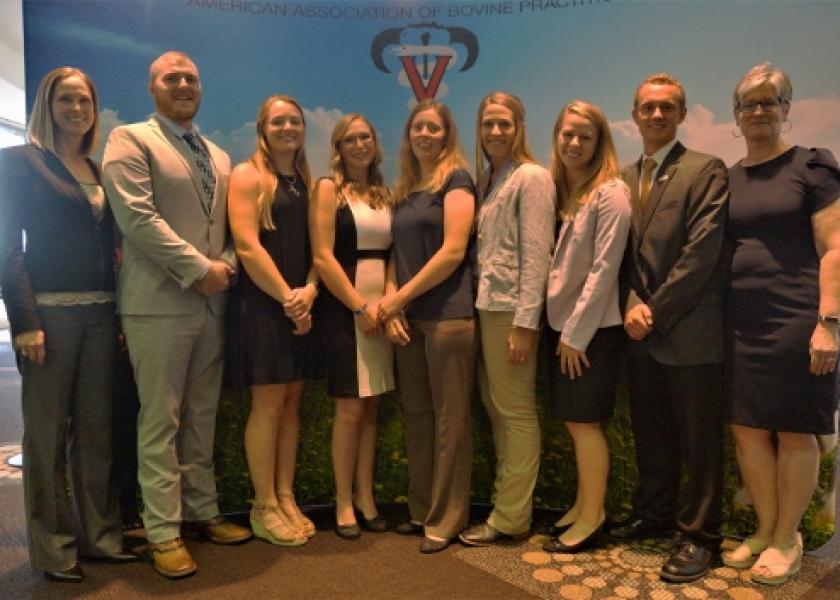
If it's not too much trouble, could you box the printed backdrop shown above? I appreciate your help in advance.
[23,0,840,178]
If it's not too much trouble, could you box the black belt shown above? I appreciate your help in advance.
[357,249,389,261]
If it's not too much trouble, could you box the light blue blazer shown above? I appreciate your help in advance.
[546,178,631,351]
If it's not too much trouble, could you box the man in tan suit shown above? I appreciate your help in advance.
[103,51,250,579]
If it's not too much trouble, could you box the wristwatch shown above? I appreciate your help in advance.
[817,315,839,324]
[353,303,368,316]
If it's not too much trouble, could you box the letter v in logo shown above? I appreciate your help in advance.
[399,55,451,101]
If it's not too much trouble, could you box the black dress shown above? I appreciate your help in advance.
[226,177,321,388]
[725,146,840,434]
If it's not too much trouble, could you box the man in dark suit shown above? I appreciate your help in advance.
[611,73,729,583]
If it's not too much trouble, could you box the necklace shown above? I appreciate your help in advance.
[280,173,300,197]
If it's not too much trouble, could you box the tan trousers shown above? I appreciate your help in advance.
[477,310,541,534]
[396,317,476,540]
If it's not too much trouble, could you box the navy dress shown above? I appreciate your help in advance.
[725,147,840,434]
[227,177,321,387]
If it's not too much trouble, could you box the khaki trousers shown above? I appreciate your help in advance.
[396,317,476,540]
[477,310,541,534]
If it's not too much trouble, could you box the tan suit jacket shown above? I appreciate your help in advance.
[102,115,234,316]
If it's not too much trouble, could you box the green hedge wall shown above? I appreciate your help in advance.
[213,340,836,550]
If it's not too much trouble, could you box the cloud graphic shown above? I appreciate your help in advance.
[611,95,840,167]
[93,107,126,161]
[206,105,346,177]
[51,22,160,57]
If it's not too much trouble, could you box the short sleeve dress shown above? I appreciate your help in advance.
[318,195,395,398]
[724,146,840,434]
[226,176,322,388]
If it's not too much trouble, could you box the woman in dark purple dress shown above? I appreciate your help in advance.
[723,63,840,585]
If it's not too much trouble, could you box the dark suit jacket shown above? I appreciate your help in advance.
[0,145,115,338]
[620,142,729,366]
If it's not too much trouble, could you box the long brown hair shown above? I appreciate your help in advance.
[328,113,391,209]
[474,91,536,186]
[250,94,312,229]
[28,66,100,156]
[394,99,469,201]
[550,100,619,219]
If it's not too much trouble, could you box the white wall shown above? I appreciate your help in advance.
[0,0,25,147]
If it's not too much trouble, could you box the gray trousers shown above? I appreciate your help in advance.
[122,309,224,543]
[396,317,476,540]
[21,303,122,571]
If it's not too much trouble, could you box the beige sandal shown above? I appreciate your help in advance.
[278,492,316,538]
[750,533,802,585]
[722,535,771,568]
[250,502,308,546]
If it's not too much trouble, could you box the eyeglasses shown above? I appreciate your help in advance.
[738,98,782,114]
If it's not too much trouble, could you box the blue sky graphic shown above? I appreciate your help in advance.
[24,0,840,178]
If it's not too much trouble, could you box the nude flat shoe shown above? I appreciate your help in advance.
[750,533,803,585]
[722,535,771,568]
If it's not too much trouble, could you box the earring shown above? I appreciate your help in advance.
[731,127,742,138]
[782,120,793,133]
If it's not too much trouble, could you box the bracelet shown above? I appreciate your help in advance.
[818,315,840,324]
[353,303,368,316]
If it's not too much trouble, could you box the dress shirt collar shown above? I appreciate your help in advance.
[641,138,679,178]
[154,112,200,140]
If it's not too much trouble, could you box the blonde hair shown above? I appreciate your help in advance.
[328,113,392,209]
[474,91,536,186]
[633,72,687,110]
[394,99,469,201]
[250,94,311,230]
[550,100,619,219]
[27,66,100,155]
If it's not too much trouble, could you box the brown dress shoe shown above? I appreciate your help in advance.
[185,515,253,544]
[148,538,196,579]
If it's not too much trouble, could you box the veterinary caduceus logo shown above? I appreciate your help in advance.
[371,22,479,103]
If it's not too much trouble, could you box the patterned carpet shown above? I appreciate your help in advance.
[455,532,840,599]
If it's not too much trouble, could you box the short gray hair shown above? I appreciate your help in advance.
[733,62,792,113]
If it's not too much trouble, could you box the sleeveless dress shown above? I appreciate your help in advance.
[226,177,321,388]
[725,146,840,434]
[319,196,394,398]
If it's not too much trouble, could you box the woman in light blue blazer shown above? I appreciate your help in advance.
[459,92,555,547]
[542,100,631,553]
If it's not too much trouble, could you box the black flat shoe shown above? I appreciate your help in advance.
[542,524,606,554]
[335,522,361,540]
[44,564,84,583]
[359,514,388,533]
[396,521,424,536]
[419,537,450,554]
[536,521,573,537]
[82,551,140,564]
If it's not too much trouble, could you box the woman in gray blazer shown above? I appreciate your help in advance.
[459,92,555,547]
[542,100,631,553]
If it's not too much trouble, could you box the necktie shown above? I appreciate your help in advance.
[183,132,216,214]
[639,157,657,210]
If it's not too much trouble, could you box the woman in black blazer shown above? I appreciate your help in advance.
[0,67,134,582]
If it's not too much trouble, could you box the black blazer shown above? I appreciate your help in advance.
[0,145,115,338]
[620,142,729,366]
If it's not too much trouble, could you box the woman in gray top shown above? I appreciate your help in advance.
[542,100,631,553]
[459,92,555,547]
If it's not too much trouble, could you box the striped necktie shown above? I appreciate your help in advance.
[183,132,216,214]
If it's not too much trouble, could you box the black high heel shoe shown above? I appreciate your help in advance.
[542,523,606,554]
[354,506,388,533]
[536,520,573,537]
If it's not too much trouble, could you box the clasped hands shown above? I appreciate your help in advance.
[283,282,317,336]
[624,302,653,341]
[377,291,410,346]
[194,260,235,297]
